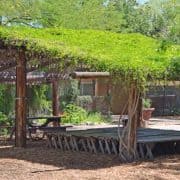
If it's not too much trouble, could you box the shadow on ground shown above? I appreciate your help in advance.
[0,140,121,170]
[0,139,180,173]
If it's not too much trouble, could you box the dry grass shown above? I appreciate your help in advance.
[0,140,180,180]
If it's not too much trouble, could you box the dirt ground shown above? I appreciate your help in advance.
[0,140,180,180]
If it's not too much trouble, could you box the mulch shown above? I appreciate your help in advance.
[0,139,180,180]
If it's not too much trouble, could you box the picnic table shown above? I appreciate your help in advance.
[27,116,63,127]
[10,115,72,140]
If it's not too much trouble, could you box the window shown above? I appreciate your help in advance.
[79,80,95,96]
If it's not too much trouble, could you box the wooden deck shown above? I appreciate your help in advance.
[45,126,180,159]
[64,127,180,143]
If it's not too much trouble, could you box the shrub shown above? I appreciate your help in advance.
[62,104,87,124]
[143,98,152,108]
[60,80,80,110]
[85,112,107,124]
[0,112,10,136]
[76,95,93,110]
[62,104,108,124]
[0,112,8,126]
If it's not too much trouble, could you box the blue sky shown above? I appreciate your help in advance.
[137,0,149,4]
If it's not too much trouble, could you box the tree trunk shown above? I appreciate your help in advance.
[118,84,140,162]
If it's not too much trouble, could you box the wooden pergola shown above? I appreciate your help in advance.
[0,42,114,148]
[0,42,73,147]
[0,26,178,162]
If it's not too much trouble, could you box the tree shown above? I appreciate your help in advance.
[39,0,125,31]
[0,0,179,44]
[124,0,179,43]
[0,0,41,26]
[164,0,180,44]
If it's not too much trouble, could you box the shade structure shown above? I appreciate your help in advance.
[0,26,179,149]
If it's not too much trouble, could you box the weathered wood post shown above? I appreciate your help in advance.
[52,80,60,126]
[15,49,27,147]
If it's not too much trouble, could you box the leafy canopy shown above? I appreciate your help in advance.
[0,0,179,44]
[0,0,41,26]
[0,26,179,82]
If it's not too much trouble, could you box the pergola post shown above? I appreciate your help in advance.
[15,50,27,147]
[52,80,60,126]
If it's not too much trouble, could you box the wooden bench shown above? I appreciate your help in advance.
[27,116,63,127]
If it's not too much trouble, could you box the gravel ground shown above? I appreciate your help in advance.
[147,116,180,130]
[0,140,180,180]
[0,117,180,180]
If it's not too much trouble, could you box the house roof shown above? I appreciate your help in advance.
[0,26,179,82]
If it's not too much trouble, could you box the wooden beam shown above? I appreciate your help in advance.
[0,49,18,63]
[15,50,27,147]
[26,58,61,73]
[52,80,60,126]
[0,71,63,83]
[0,61,16,71]
[71,72,110,79]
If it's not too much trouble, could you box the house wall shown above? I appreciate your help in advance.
[110,83,128,115]
[79,78,180,116]
[80,78,128,115]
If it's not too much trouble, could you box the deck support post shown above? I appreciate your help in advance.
[15,49,27,147]
[52,80,60,126]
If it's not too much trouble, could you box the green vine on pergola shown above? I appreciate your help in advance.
[0,26,179,161]
[0,26,179,87]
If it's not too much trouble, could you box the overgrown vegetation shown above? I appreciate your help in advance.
[0,1,179,130]
[59,80,109,125]
[0,26,179,85]
[62,104,108,125]
[0,84,15,116]
[0,0,179,44]
[0,112,12,136]
[60,80,80,110]
[27,85,51,116]
[143,98,152,109]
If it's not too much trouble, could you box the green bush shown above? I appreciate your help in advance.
[85,112,108,124]
[60,80,80,110]
[0,112,8,126]
[62,104,107,125]
[76,96,93,110]
[0,84,15,116]
[0,112,10,136]
[28,85,52,116]
[62,104,87,124]
[143,98,152,108]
